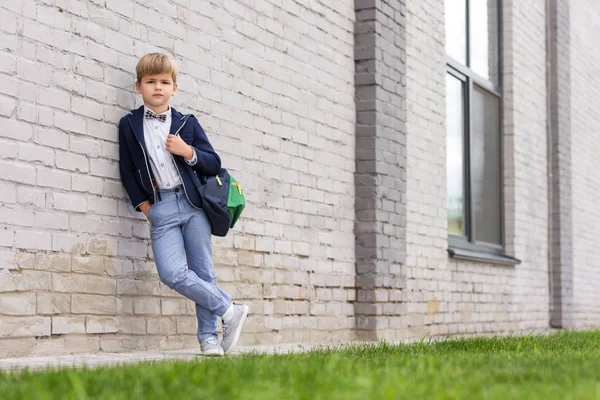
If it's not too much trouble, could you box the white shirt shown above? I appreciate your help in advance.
[143,106,197,190]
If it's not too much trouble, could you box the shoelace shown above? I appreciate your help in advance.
[203,337,218,345]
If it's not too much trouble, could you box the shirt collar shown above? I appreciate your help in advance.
[144,105,171,120]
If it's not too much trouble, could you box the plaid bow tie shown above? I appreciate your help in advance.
[145,109,168,122]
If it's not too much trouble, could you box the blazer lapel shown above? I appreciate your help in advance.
[127,105,146,148]
[169,107,186,135]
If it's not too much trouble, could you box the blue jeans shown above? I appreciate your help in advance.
[148,185,231,342]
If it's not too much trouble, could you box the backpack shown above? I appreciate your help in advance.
[175,114,245,236]
[196,169,245,236]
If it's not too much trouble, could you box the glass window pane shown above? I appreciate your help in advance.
[471,86,501,245]
[445,0,467,64]
[446,74,466,236]
[470,0,499,84]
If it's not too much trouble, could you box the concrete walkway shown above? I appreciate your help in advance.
[0,343,326,372]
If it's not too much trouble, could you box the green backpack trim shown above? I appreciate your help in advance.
[224,175,245,228]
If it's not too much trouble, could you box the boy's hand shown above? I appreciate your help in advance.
[166,135,194,160]
[139,201,151,218]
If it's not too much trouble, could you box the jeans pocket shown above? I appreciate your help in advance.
[148,203,159,224]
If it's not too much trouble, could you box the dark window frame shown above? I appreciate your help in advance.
[446,0,506,257]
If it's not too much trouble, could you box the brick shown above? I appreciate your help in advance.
[87,119,118,142]
[176,317,196,335]
[0,118,34,142]
[37,168,72,190]
[34,128,70,150]
[88,197,118,216]
[147,317,176,335]
[118,316,147,334]
[0,317,51,338]
[53,71,86,96]
[51,233,87,254]
[0,76,19,98]
[71,96,104,121]
[118,239,147,258]
[102,219,133,237]
[106,0,135,18]
[0,52,16,74]
[49,192,87,213]
[53,273,116,295]
[0,9,17,34]
[0,96,17,117]
[63,335,100,353]
[134,297,161,315]
[16,58,52,85]
[161,298,188,315]
[71,256,106,275]
[70,214,102,233]
[55,151,89,172]
[71,294,116,314]
[71,175,103,196]
[0,181,16,204]
[74,58,104,81]
[0,205,34,227]
[15,231,52,251]
[38,107,54,127]
[18,143,55,166]
[54,110,86,134]
[37,293,71,315]
[18,102,37,123]
[88,237,117,256]
[16,187,46,208]
[90,158,120,179]
[19,81,36,103]
[51,316,86,334]
[37,5,71,30]
[70,136,102,157]
[37,87,70,111]
[36,45,72,70]
[0,293,36,315]
[86,80,118,104]
[34,211,69,230]
[86,316,119,334]
[54,0,89,17]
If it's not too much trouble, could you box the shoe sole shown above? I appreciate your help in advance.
[202,349,224,357]
[224,305,249,354]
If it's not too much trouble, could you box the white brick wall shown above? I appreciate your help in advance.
[570,0,600,328]
[403,0,550,337]
[0,0,356,357]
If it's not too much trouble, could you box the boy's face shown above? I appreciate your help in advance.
[135,73,178,113]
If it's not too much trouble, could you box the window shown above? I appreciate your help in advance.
[445,0,503,254]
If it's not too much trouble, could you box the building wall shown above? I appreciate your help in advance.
[570,0,600,328]
[1,0,598,359]
[0,0,357,357]
[403,0,550,337]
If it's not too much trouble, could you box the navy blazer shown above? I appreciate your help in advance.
[118,105,221,211]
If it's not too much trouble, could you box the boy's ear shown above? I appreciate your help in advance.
[172,82,178,96]
[135,81,141,94]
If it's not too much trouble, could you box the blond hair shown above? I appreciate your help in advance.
[136,53,178,83]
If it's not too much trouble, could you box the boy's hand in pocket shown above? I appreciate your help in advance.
[139,201,151,218]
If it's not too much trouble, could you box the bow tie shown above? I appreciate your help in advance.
[145,109,168,122]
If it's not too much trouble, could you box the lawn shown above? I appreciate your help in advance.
[1,331,599,399]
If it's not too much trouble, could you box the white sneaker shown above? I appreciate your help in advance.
[200,337,224,357]
[221,303,249,353]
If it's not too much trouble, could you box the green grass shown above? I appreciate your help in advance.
[1,331,600,399]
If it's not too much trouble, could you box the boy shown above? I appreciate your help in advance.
[118,53,249,356]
